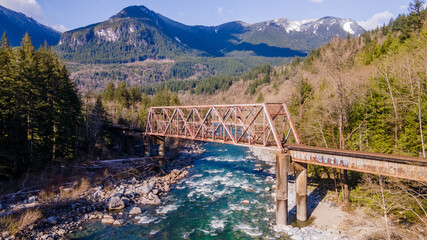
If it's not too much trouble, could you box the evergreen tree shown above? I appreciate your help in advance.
[0,33,21,179]
[104,81,115,101]
[87,96,111,157]
[408,0,426,31]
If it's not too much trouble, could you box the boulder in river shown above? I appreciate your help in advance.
[140,181,154,195]
[107,197,125,210]
[246,188,256,193]
[101,214,114,224]
[148,192,161,205]
[113,219,124,226]
[241,200,250,205]
[129,206,142,215]
[101,218,115,224]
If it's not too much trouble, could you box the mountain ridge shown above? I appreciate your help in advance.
[56,5,365,63]
[0,5,60,47]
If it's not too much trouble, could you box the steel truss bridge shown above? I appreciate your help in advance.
[146,103,426,182]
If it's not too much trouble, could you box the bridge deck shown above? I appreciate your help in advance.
[285,144,426,182]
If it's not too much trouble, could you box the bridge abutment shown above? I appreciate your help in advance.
[276,153,290,226]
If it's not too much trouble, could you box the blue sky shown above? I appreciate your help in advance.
[0,0,419,32]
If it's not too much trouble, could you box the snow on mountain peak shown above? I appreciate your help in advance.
[342,20,355,34]
[270,18,319,33]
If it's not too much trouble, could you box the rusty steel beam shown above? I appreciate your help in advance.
[286,144,427,182]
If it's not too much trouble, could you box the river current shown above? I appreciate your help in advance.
[69,143,282,239]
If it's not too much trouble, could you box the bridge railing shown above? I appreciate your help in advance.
[145,103,300,151]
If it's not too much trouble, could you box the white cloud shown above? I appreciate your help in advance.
[0,0,42,19]
[310,0,324,3]
[358,11,393,30]
[218,7,223,13]
[51,24,68,33]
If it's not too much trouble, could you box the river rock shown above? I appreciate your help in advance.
[148,192,161,205]
[171,169,180,176]
[113,219,124,226]
[265,187,271,192]
[129,206,142,215]
[140,181,154,195]
[89,211,103,220]
[101,214,114,224]
[124,190,134,199]
[107,197,125,210]
[101,217,114,224]
[164,184,171,192]
[246,188,256,193]
[241,200,250,205]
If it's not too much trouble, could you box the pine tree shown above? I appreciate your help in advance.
[0,33,20,179]
[88,96,111,157]
[104,81,115,101]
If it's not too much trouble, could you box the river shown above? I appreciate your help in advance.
[68,142,285,239]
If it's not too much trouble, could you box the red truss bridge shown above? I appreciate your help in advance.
[145,103,426,182]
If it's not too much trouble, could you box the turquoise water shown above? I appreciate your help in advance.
[70,143,279,239]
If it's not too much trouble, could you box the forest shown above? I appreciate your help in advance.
[0,33,81,180]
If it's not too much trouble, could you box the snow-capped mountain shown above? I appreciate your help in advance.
[245,17,365,51]
[0,5,60,47]
[57,5,365,63]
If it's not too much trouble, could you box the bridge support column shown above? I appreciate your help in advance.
[159,139,165,157]
[276,153,290,226]
[343,170,349,209]
[294,162,307,222]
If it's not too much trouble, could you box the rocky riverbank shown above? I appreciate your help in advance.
[0,142,204,240]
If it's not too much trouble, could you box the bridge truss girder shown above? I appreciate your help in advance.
[146,103,300,151]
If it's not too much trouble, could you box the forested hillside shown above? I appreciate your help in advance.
[69,56,287,92]
[287,7,427,157]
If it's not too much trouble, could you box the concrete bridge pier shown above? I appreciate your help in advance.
[276,153,290,226]
[294,162,308,222]
[158,138,165,157]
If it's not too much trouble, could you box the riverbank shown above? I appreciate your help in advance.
[0,142,204,240]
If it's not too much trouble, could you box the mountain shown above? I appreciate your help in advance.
[0,5,60,47]
[57,5,365,64]
[243,17,365,51]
